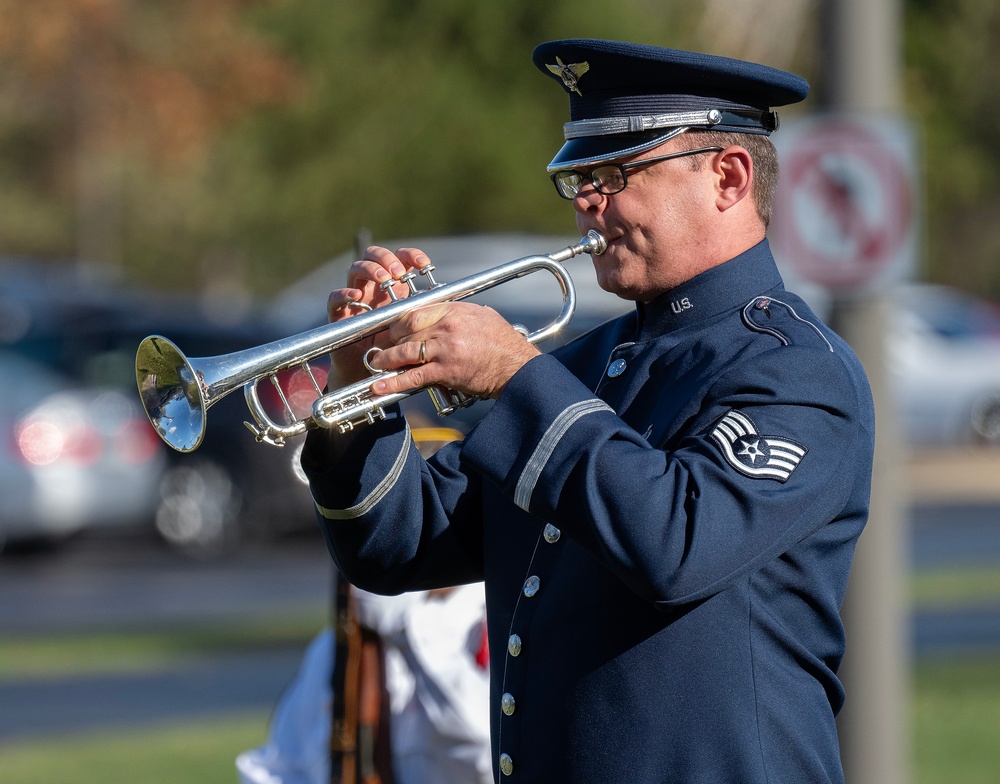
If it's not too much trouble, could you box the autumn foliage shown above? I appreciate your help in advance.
[0,0,299,163]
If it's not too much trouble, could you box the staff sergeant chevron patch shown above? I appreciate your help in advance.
[710,410,807,482]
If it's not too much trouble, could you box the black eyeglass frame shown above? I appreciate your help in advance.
[550,146,725,200]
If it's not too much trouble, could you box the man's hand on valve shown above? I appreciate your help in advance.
[325,245,433,389]
[325,246,540,398]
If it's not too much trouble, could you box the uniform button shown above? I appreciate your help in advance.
[508,634,522,656]
[501,692,516,715]
[543,524,561,543]
[500,753,514,776]
[523,575,540,597]
[608,358,627,377]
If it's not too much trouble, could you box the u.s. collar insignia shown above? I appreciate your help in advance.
[710,410,807,482]
[547,57,590,96]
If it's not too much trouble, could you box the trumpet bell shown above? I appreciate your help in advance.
[136,335,208,453]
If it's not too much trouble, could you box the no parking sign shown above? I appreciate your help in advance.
[771,116,919,295]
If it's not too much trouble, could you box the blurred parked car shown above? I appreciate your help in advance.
[1,259,318,555]
[889,283,1000,447]
[128,314,323,554]
[0,351,165,547]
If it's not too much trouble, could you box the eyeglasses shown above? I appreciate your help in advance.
[550,146,724,200]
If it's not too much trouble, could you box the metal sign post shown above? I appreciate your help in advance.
[772,2,912,781]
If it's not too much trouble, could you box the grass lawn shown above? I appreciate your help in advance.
[912,655,1000,784]
[0,711,272,784]
[1,654,998,783]
[0,614,324,782]
[0,613,325,682]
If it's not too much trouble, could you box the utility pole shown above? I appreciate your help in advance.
[819,1,911,782]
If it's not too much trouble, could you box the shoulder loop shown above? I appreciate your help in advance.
[741,296,834,352]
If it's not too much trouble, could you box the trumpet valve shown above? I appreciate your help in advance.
[400,271,420,295]
[379,278,400,301]
[427,386,479,417]
[419,264,439,287]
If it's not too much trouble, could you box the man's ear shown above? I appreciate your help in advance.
[714,146,753,212]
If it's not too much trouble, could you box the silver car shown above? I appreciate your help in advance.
[889,284,1000,446]
[0,351,166,546]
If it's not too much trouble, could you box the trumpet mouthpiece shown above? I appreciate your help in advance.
[586,230,608,256]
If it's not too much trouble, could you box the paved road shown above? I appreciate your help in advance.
[910,501,1000,658]
[1,498,998,745]
[0,648,304,744]
[0,531,333,633]
[0,530,333,746]
[911,502,1000,568]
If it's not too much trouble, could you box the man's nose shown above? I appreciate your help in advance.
[571,183,607,214]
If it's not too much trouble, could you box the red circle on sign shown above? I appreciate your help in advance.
[774,120,912,291]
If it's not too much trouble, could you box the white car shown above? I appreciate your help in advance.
[888,284,1000,446]
[0,351,166,546]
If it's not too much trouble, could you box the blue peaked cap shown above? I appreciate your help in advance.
[533,39,809,170]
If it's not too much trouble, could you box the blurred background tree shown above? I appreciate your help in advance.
[0,0,996,298]
[904,0,1000,297]
[0,0,297,286]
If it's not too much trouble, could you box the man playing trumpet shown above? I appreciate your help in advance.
[302,38,875,784]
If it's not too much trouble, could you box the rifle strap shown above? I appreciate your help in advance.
[330,575,361,784]
[330,577,394,784]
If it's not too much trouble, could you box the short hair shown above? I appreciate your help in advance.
[686,131,779,228]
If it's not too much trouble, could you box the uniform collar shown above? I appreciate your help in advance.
[634,238,784,341]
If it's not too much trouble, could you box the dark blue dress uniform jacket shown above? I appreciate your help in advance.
[302,239,876,784]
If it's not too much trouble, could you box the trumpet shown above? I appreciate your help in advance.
[135,231,607,452]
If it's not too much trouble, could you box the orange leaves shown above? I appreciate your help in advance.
[0,0,300,164]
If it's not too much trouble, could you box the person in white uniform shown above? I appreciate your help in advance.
[236,585,492,784]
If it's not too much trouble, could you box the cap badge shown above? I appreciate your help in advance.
[546,57,590,96]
